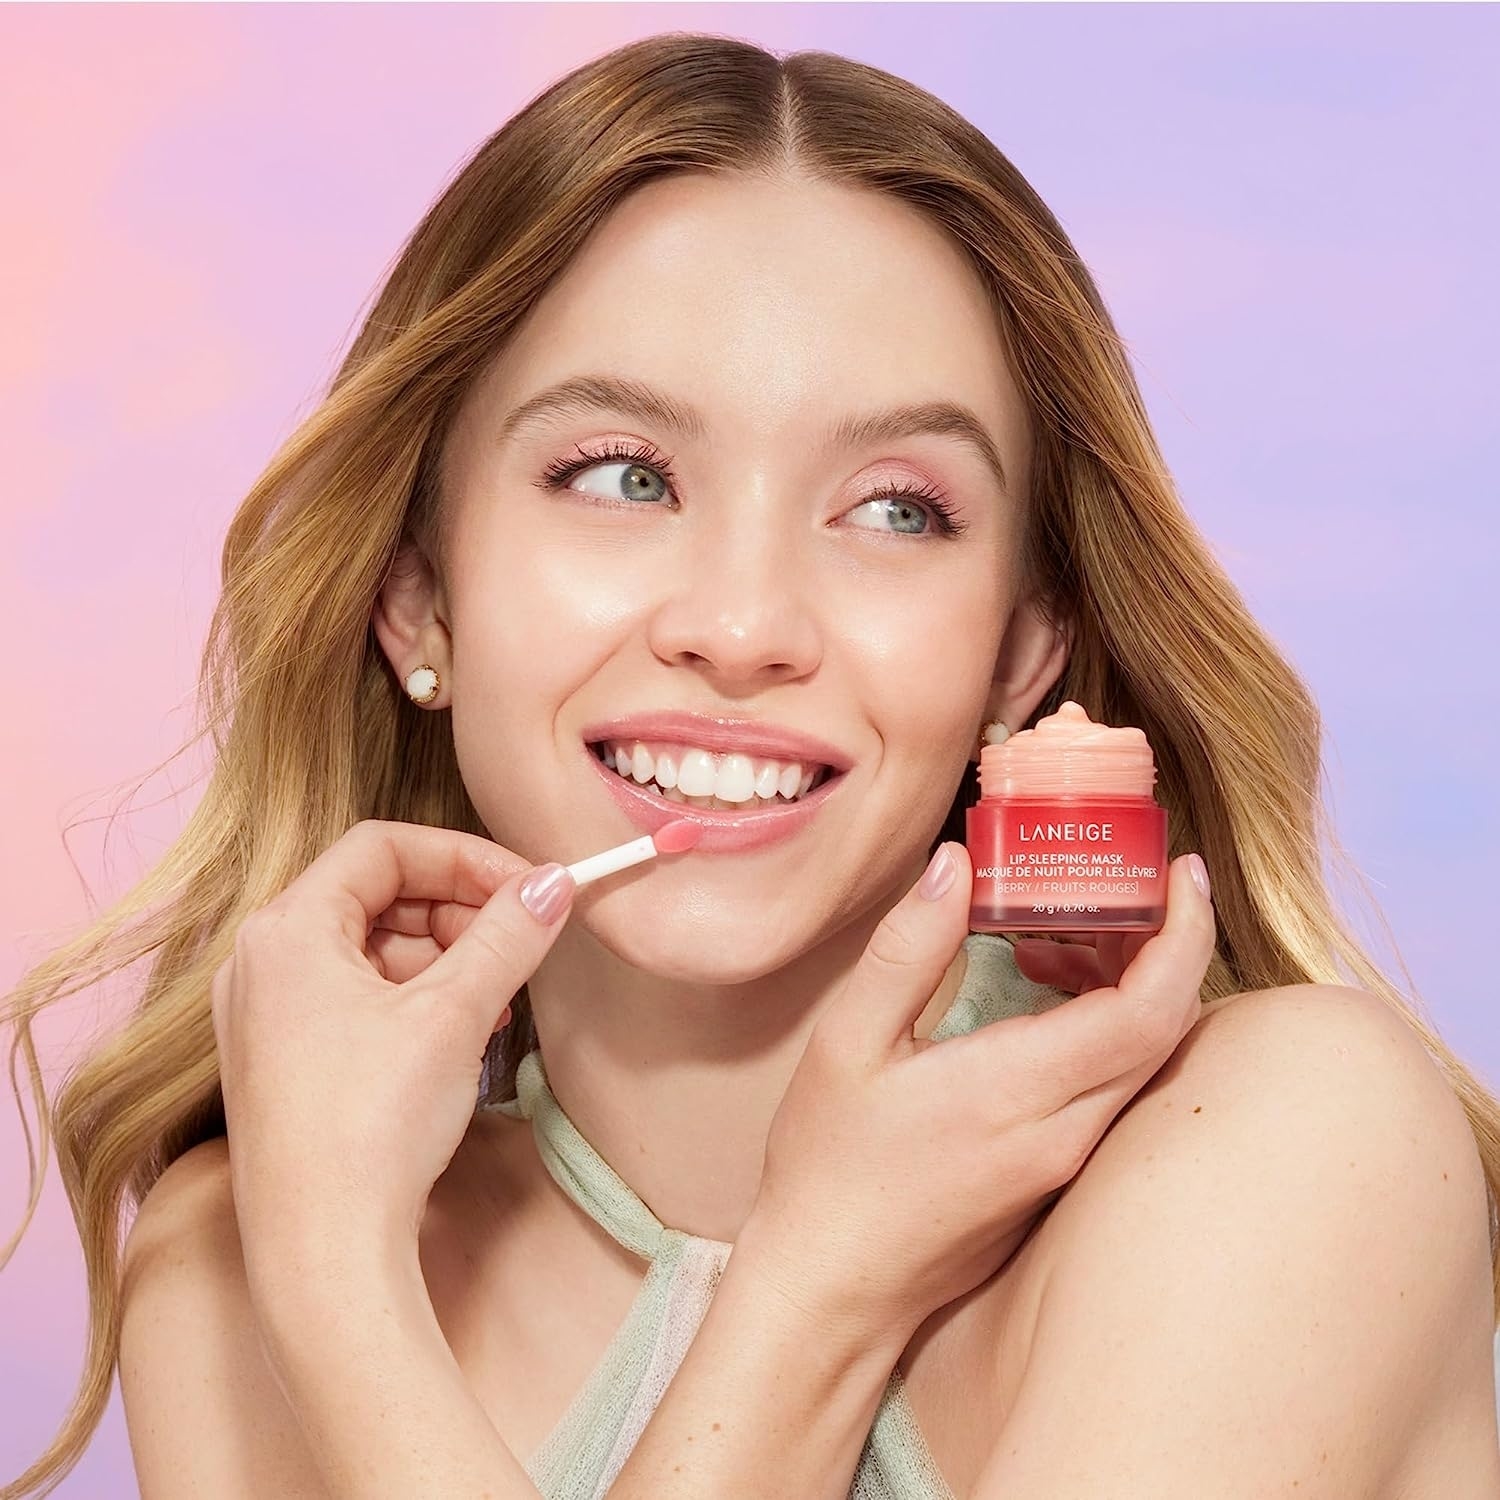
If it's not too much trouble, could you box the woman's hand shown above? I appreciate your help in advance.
[209,818,575,1292]
[740,840,1214,1346]
[1009,927,1145,996]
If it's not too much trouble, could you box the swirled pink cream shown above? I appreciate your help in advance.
[967,700,1167,935]
[978,699,1157,799]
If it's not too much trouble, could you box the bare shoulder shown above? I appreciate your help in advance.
[121,1136,238,1306]
[1049,979,1485,1212]
[119,1137,333,1498]
[969,982,1500,1499]
[1043,978,1496,1355]
[1003,982,1458,1310]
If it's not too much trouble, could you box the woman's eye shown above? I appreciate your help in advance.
[568,460,671,505]
[536,445,967,538]
[538,444,678,506]
[847,493,964,538]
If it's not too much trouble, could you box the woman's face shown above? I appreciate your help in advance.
[418,171,1039,978]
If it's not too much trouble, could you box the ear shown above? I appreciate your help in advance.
[973,596,1071,760]
[371,536,454,708]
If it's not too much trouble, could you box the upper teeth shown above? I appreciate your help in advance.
[594,739,829,803]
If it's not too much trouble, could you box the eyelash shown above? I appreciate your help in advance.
[536,438,969,538]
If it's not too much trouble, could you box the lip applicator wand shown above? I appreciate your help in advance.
[562,816,704,889]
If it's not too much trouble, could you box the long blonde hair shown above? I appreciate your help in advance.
[5,32,1496,1497]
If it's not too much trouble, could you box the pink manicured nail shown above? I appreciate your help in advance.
[918,844,957,901]
[1186,852,1211,902]
[519,863,575,924]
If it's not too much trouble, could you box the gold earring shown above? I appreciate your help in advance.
[404,665,441,705]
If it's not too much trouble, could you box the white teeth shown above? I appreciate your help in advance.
[594,738,832,805]
[675,747,720,798]
[719,753,758,802]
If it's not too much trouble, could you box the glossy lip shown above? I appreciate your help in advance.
[584,742,847,853]
[579,710,854,774]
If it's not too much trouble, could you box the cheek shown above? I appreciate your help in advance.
[850,587,998,748]
[446,542,643,795]
[458,534,636,684]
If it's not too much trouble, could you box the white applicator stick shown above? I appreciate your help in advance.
[563,817,704,890]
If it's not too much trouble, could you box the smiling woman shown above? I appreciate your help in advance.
[3,29,1499,1500]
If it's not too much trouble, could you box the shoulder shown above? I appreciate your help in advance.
[119,1138,331,1497]
[122,1136,237,1298]
[1063,979,1486,1209]
[972,982,1497,1499]
[1030,981,1490,1276]
[1062,980,1495,1341]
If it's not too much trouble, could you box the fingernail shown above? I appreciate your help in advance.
[1186,852,1211,902]
[918,844,957,901]
[519,862,575,924]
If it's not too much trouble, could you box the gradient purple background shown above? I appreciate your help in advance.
[4,3,1497,1490]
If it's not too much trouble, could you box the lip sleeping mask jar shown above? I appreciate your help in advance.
[966,700,1169,934]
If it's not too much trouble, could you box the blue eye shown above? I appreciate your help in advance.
[539,439,676,507]
[536,439,968,538]
[846,488,967,538]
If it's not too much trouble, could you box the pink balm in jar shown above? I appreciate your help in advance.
[966,700,1168,934]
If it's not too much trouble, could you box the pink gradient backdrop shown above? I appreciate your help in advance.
[3,3,1496,1490]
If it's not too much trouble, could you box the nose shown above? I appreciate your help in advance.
[645,493,823,686]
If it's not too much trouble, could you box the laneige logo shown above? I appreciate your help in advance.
[1018,822,1114,841]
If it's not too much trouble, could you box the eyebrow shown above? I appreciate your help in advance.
[498,373,1009,496]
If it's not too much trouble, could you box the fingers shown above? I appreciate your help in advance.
[371,897,452,938]
[828,840,974,1060]
[1011,938,1107,995]
[276,820,525,951]
[369,895,488,943]
[1012,932,1131,995]
[1032,853,1211,1112]
[963,853,1213,1116]
[366,929,444,984]
[247,820,555,1048]
[1095,930,1128,982]
[416,859,574,1044]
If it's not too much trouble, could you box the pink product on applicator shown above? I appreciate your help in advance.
[965,701,1168,934]
[563,817,703,889]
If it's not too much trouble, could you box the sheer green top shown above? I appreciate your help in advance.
[481,931,1072,1499]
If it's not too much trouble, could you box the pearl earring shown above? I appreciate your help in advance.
[404,665,441,705]
[976,719,1010,759]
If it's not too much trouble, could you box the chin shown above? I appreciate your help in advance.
[576,888,819,983]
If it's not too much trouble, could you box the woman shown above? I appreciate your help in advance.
[5,34,1497,1500]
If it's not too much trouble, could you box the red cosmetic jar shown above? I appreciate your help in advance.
[966,700,1168,934]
